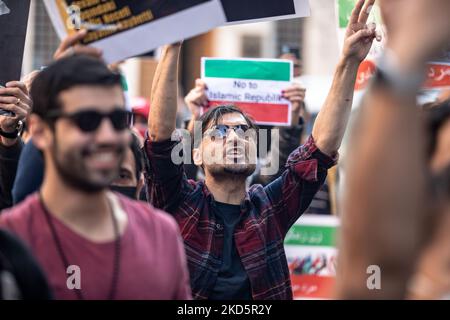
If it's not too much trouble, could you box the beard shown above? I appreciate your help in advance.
[223,163,256,176]
[51,136,126,193]
[207,162,256,178]
[203,140,257,178]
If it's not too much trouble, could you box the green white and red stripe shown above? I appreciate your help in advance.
[202,58,293,126]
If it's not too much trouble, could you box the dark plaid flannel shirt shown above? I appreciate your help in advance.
[143,135,337,300]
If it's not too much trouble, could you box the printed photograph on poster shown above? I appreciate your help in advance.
[201,58,293,126]
[284,215,339,300]
[222,0,310,25]
[0,0,30,86]
[43,0,226,63]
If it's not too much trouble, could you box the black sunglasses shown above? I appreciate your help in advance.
[47,109,133,132]
[205,124,251,138]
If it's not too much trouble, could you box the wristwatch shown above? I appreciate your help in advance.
[0,120,24,139]
[373,50,424,95]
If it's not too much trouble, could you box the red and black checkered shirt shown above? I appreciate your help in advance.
[143,135,337,300]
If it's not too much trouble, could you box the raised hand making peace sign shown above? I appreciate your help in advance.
[342,0,381,64]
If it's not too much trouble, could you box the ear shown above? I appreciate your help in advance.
[193,147,203,166]
[29,114,54,151]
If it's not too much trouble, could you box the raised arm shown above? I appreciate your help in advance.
[312,0,378,156]
[144,43,194,212]
[149,44,182,141]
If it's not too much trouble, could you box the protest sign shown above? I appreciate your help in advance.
[284,215,339,299]
[222,0,310,25]
[43,0,227,63]
[44,1,311,64]
[201,58,293,126]
[337,0,450,95]
[0,0,30,85]
[424,53,450,90]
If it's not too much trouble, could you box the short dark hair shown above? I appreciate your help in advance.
[130,132,143,181]
[30,55,122,119]
[193,105,257,148]
[424,100,450,159]
[199,104,257,133]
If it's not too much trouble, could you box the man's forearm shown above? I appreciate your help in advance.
[149,44,182,141]
[312,59,359,156]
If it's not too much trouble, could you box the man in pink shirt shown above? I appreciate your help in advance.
[0,54,191,300]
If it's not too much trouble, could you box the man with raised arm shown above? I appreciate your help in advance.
[145,0,379,300]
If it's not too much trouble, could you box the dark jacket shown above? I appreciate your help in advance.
[0,229,52,299]
[12,139,43,205]
[0,140,23,210]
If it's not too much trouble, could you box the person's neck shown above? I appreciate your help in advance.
[205,172,247,205]
[40,167,118,241]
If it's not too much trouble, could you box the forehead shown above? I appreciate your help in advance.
[58,85,125,113]
[215,112,249,126]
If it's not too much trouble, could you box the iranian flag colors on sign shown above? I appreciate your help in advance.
[284,215,339,299]
[202,58,293,126]
[337,0,450,92]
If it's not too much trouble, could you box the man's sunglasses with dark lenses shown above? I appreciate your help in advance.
[47,109,133,132]
[205,124,251,138]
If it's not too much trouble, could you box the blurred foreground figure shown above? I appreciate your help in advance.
[336,0,450,299]
[0,229,51,300]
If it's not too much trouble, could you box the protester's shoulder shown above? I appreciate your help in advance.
[0,228,33,261]
[0,193,40,230]
[116,194,180,234]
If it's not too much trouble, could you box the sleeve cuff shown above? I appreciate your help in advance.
[286,135,338,182]
[145,137,178,157]
[302,135,338,169]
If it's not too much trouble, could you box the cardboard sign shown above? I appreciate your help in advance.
[44,0,311,64]
[284,215,339,299]
[222,0,310,25]
[202,58,293,126]
[0,0,31,85]
[44,0,227,63]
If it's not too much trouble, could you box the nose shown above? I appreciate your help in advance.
[226,127,240,141]
[94,118,122,144]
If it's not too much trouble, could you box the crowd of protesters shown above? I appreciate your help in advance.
[0,0,449,300]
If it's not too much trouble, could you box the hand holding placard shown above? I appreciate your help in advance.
[185,79,209,120]
[0,82,31,145]
[281,84,306,126]
[53,29,103,61]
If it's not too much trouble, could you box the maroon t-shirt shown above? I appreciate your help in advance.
[0,192,191,300]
